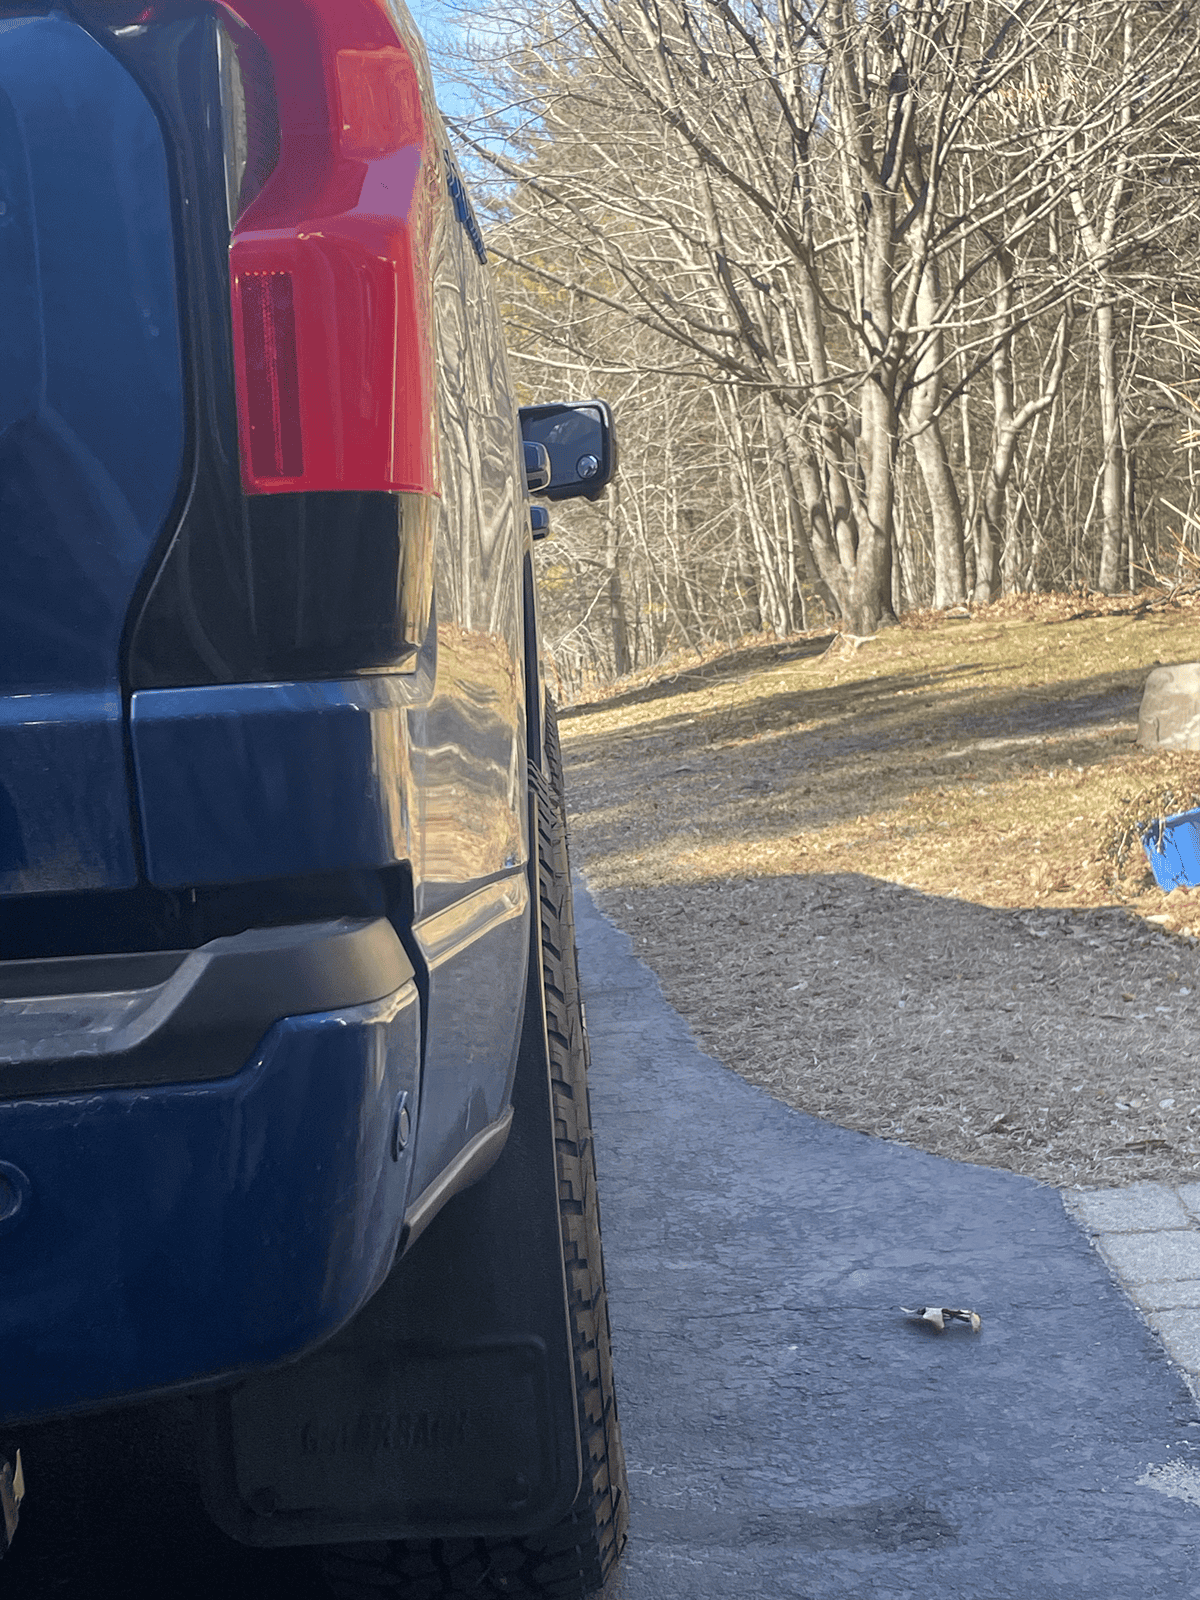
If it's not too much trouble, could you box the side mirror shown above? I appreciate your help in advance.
[523,440,551,494]
[519,400,616,503]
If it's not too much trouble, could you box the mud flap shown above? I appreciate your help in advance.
[0,1452,23,1556]
[196,924,582,1547]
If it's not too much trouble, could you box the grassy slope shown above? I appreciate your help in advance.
[561,594,1200,927]
[558,595,1200,1188]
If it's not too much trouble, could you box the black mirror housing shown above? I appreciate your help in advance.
[519,400,616,502]
[523,440,551,493]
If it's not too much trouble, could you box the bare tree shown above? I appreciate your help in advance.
[438,0,1200,677]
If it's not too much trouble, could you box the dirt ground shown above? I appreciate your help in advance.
[559,595,1200,1189]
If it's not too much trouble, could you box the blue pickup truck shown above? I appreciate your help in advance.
[0,2,626,1593]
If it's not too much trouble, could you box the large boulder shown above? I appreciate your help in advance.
[1137,662,1200,750]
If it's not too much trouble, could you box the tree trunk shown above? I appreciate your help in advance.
[604,493,631,676]
[975,251,1071,602]
[1095,296,1124,592]
[909,261,966,607]
[764,402,842,624]
[849,377,898,634]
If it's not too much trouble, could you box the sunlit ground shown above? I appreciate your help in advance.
[559,595,1200,1188]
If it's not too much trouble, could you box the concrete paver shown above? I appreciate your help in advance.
[575,880,1200,1599]
[1089,1230,1200,1287]
[1067,1183,1191,1234]
[1128,1280,1200,1311]
[1066,1182,1200,1397]
[1148,1312,1200,1375]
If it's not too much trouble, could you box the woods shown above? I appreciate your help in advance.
[442,0,1200,693]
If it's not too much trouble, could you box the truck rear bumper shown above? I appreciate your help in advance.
[0,921,421,1424]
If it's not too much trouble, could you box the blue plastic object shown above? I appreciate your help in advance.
[1141,808,1200,890]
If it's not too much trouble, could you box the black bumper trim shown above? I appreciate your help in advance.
[0,916,413,1099]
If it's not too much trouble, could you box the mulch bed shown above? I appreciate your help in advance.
[579,872,1200,1189]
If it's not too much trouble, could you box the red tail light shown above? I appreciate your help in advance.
[218,0,442,497]
[239,270,303,479]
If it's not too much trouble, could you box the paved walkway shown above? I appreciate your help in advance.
[576,881,1200,1600]
[1067,1184,1200,1404]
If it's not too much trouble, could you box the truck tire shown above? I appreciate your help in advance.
[525,736,629,1596]
[542,693,588,1063]
[543,692,568,817]
[323,735,628,1599]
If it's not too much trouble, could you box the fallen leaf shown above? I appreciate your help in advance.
[901,1305,982,1332]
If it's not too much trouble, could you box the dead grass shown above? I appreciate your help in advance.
[560,592,1200,1188]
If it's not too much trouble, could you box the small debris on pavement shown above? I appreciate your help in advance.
[901,1305,982,1332]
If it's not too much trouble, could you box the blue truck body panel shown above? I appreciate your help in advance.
[0,690,136,894]
[0,979,421,1421]
[0,15,185,894]
[0,2,530,1431]
[131,678,418,886]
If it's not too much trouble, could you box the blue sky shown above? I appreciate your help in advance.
[405,0,450,55]
[404,0,473,121]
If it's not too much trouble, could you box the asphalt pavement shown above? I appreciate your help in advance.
[576,881,1200,1600]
